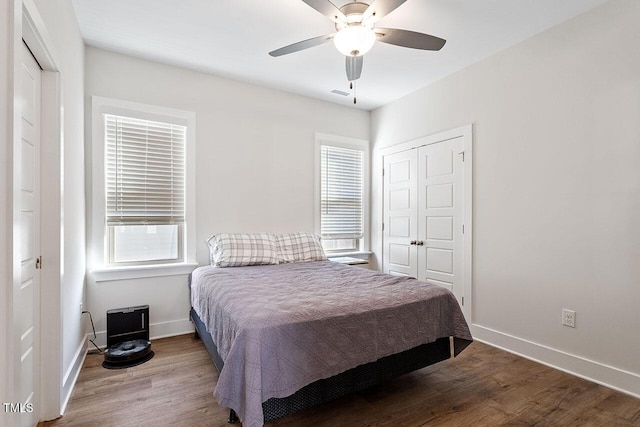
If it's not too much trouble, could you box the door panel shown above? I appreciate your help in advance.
[383,150,417,278]
[426,216,453,241]
[417,138,464,304]
[388,243,411,266]
[18,42,41,426]
[389,216,410,237]
[426,183,454,208]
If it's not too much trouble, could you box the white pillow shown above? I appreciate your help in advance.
[274,232,327,263]
[206,233,279,267]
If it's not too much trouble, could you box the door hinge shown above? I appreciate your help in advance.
[382,168,385,176]
[462,224,465,234]
[382,222,385,231]
[458,151,465,162]
[35,256,42,270]
[462,296,464,306]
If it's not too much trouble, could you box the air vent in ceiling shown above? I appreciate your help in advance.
[331,89,350,97]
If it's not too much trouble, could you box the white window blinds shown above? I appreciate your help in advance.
[320,145,364,240]
[105,114,186,225]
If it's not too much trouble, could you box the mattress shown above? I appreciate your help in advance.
[190,261,472,427]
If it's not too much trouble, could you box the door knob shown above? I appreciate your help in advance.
[410,240,417,245]
[417,240,424,246]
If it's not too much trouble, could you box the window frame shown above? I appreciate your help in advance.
[89,97,196,280]
[314,133,370,255]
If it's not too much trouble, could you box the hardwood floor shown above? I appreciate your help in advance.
[41,334,639,426]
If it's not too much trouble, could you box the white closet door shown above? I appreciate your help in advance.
[18,42,42,426]
[417,137,464,304]
[382,149,418,277]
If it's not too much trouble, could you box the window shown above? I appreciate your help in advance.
[105,114,186,265]
[90,96,196,276]
[315,134,369,253]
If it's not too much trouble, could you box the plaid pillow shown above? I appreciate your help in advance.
[206,233,279,267]
[274,232,327,263]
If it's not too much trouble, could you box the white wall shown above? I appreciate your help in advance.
[31,0,87,408]
[1,1,14,423]
[371,0,640,396]
[84,47,370,345]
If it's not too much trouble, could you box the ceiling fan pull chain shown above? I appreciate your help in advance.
[353,80,357,104]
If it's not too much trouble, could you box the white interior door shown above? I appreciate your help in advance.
[382,149,418,277]
[417,138,464,304]
[382,134,466,306]
[17,41,42,426]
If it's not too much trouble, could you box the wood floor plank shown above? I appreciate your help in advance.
[39,334,639,427]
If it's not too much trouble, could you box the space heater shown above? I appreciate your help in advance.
[102,305,154,369]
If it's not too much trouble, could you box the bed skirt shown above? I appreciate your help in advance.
[190,307,451,423]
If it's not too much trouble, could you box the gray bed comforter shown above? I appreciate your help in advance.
[190,261,472,427]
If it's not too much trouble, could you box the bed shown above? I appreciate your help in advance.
[189,254,472,427]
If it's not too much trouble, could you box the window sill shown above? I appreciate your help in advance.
[326,251,372,258]
[91,262,199,282]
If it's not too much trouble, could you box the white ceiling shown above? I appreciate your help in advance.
[71,0,608,111]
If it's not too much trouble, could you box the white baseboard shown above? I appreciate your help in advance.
[149,318,195,340]
[471,323,640,399]
[92,318,194,348]
[61,337,87,415]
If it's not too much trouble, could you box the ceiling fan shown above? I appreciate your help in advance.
[269,0,446,102]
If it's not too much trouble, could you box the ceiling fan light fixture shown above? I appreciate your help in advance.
[333,25,376,57]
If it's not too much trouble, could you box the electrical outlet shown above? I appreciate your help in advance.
[562,309,576,328]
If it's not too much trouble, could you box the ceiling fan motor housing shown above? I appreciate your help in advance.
[335,2,370,30]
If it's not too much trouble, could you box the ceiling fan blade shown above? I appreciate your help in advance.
[301,0,347,23]
[346,55,363,81]
[362,0,407,23]
[269,34,335,57]
[375,28,446,51]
